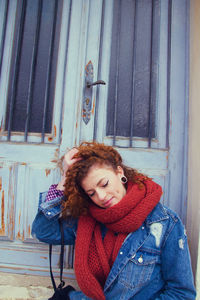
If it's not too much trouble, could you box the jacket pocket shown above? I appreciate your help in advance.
[118,250,160,289]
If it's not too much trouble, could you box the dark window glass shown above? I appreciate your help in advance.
[106,0,160,138]
[5,0,63,133]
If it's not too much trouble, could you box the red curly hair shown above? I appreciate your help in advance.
[62,142,150,218]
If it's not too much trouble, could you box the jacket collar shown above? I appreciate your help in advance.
[145,202,169,225]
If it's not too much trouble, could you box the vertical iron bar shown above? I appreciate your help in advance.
[0,0,9,79]
[148,0,155,148]
[7,0,27,140]
[25,0,43,141]
[113,0,122,146]
[59,0,72,145]
[129,1,137,148]
[166,0,172,148]
[41,0,58,142]
[93,0,105,142]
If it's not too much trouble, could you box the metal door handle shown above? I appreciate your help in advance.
[83,61,106,124]
[87,80,106,88]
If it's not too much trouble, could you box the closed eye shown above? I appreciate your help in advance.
[88,181,109,197]
[102,180,109,187]
[88,191,95,197]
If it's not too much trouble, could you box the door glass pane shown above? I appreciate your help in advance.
[106,0,160,138]
[5,0,63,134]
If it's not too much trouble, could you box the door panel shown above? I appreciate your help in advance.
[0,0,73,276]
[0,0,189,277]
[78,0,188,221]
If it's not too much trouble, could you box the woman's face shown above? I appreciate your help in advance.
[81,164,127,208]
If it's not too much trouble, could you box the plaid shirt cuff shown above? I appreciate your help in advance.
[45,184,64,202]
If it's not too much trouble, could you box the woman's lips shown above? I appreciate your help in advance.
[103,198,113,208]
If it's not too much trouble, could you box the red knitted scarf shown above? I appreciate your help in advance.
[74,180,162,300]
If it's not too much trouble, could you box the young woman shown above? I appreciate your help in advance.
[32,142,196,300]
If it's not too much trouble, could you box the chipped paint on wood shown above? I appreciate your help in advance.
[0,177,2,191]
[17,229,24,241]
[17,211,23,240]
[28,225,31,237]
[0,190,5,236]
[92,97,95,115]
[45,169,51,176]
[85,60,93,73]
[51,148,59,163]
[0,118,3,132]
[8,168,15,241]
[48,125,57,142]
[9,199,14,240]
[17,231,21,239]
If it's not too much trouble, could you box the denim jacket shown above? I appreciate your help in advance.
[32,192,196,300]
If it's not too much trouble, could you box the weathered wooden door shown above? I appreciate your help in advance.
[0,0,189,277]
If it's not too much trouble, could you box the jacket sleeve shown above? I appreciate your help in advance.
[31,192,77,245]
[155,216,196,299]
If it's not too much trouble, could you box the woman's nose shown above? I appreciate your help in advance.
[97,189,106,201]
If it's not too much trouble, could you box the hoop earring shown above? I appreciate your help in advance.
[121,176,127,184]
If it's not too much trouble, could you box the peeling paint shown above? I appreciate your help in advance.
[6,166,15,240]
[0,177,2,191]
[0,118,3,132]
[18,211,21,226]
[85,60,92,72]
[92,97,95,115]
[0,190,5,236]
[45,169,51,176]
[9,195,15,241]
[150,223,163,247]
[28,225,31,237]
[17,231,21,239]
[48,125,57,142]
[51,148,59,164]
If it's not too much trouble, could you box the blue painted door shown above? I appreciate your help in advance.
[72,0,189,221]
[0,0,189,277]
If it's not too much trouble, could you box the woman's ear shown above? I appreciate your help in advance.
[117,166,124,176]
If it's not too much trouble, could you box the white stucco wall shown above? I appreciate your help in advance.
[188,0,200,297]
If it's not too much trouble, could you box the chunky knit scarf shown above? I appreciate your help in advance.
[74,180,162,300]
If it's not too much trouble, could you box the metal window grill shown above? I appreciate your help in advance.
[0,0,9,78]
[101,0,172,149]
[1,0,171,148]
[3,0,63,143]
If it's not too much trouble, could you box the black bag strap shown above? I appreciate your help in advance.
[58,218,65,288]
[49,219,65,292]
[49,244,57,291]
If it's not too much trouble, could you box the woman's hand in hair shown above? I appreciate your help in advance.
[57,148,81,191]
